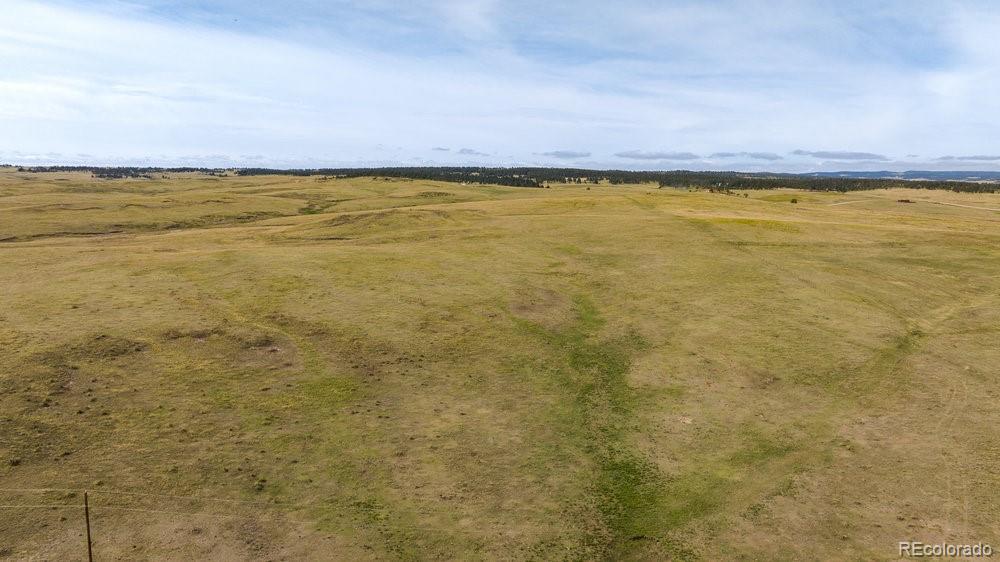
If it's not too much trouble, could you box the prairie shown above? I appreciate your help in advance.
[1,169,999,560]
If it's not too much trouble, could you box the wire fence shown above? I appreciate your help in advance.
[0,483,470,557]
[0,486,310,522]
[0,485,321,560]
[1,487,284,507]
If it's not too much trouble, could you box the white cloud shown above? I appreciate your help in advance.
[540,150,591,159]
[792,150,889,161]
[615,150,701,161]
[436,0,500,39]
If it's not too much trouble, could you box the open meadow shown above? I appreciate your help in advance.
[1,169,999,560]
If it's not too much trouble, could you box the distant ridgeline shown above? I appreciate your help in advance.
[12,166,1000,193]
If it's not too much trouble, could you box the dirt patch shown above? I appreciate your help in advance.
[229,329,279,351]
[508,287,572,329]
[711,217,801,232]
[162,327,224,342]
[30,334,149,364]
[76,334,149,359]
[161,324,302,373]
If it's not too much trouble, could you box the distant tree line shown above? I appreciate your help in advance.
[11,166,999,193]
[18,166,218,173]
[92,169,153,179]
[234,167,1000,193]
[235,167,544,188]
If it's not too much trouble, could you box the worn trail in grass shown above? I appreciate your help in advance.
[515,296,671,558]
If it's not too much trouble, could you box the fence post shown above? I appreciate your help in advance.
[84,491,93,562]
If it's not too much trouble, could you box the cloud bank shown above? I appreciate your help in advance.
[540,150,591,159]
[615,150,701,161]
[792,150,890,161]
[936,155,1000,161]
[711,152,783,161]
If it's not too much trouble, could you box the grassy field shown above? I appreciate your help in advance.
[1,168,999,560]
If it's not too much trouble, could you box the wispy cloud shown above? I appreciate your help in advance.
[936,154,1000,161]
[457,148,489,156]
[614,150,700,161]
[540,150,591,159]
[710,151,783,161]
[792,150,889,161]
[432,147,450,151]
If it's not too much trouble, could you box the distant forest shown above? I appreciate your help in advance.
[9,165,999,193]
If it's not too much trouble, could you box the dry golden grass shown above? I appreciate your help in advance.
[1,169,999,560]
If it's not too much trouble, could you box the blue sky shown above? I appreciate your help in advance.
[2,0,999,171]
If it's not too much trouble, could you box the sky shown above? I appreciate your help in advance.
[2,0,1000,172]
